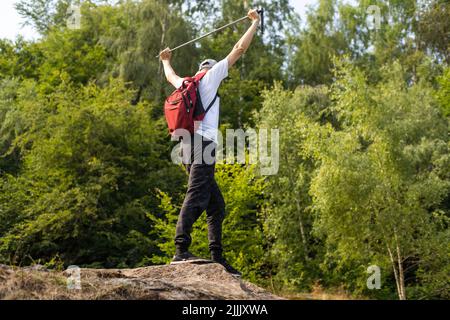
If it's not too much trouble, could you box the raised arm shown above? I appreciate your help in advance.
[227,9,261,68]
[159,47,183,88]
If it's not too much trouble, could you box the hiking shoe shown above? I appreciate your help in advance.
[213,257,242,276]
[170,252,212,265]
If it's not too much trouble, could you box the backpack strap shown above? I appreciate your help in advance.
[204,93,219,115]
[192,72,208,83]
[193,71,219,116]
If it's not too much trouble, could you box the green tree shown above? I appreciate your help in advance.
[255,83,331,292]
[97,0,199,105]
[0,78,185,268]
[305,60,449,299]
[257,58,449,299]
[288,0,350,85]
[416,0,450,64]
[36,28,107,92]
[435,66,450,117]
[0,38,42,80]
[15,0,71,34]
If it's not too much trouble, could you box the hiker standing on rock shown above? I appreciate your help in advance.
[159,9,261,276]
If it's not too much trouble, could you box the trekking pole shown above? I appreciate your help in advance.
[156,9,264,58]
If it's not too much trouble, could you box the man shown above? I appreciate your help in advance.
[159,9,261,276]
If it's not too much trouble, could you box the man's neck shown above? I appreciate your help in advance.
[195,69,210,76]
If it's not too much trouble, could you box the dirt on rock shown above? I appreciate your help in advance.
[0,263,282,300]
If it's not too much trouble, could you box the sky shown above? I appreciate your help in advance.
[0,0,318,41]
[0,0,39,41]
[291,0,318,19]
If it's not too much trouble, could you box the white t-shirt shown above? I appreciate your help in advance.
[174,58,228,143]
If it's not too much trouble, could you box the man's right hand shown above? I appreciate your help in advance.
[160,47,172,62]
[248,9,261,23]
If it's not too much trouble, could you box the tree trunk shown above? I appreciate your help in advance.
[295,198,309,261]
[157,12,168,104]
[395,232,407,300]
[387,242,406,300]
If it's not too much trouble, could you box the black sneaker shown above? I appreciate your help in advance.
[213,257,242,277]
[170,252,212,265]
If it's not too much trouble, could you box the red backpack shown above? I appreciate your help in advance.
[164,72,218,135]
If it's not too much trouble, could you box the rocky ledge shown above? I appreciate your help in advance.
[0,263,282,300]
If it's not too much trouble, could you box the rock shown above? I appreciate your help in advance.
[23,264,49,272]
[0,263,282,300]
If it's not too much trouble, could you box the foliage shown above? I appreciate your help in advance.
[436,66,450,117]
[258,60,449,299]
[0,0,448,300]
[0,78,185,268]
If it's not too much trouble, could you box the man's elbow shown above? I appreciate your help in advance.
[227,46,246,67]
[233,44,246,56]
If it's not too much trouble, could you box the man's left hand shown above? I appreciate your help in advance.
[160,47,172,62]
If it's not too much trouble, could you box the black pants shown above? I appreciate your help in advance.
[175,134,225,258]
